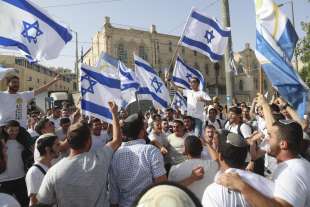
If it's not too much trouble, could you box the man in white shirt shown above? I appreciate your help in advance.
[183,77,211,137]
[48,106,61,129]
[0,74,61,129]
[205,106,222,130]
[55,117,71,141]
[25,133,60,206]
[202,132,274,207]
[90,118,110,151]
[218,94,310,207]
[169,136,218,201]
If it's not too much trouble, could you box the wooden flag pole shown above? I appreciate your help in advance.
[259,66,264,94]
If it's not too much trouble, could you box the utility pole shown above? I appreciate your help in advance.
[221,0,233,107]
[290,1,299,72]
[74,31,79,88]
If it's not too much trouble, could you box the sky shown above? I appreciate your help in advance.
[2,0,310,71]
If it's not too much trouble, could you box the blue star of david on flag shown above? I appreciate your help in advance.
[21,21,43,44]
[174,99,183,107]
[151,76,163,93]
[81,74,97,96]
[204,30,215,44]
[186,73,193,83]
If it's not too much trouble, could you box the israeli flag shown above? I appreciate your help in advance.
[171,91,187,113]
[0,0,72,61]
[180,8,231,62]
[0,66,16,80]
[172,56,205,91]
[134,55,170,109]
[255,0,298,60]
[80,64,122,124]
[96,52,119,77]
[256,20,308,117]
[118,61,140,105]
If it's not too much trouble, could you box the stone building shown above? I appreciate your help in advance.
[82,16,226,98]
[233,43,270,103]
[0,55,77,92]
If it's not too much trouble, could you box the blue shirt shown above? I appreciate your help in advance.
[110,139,166,207]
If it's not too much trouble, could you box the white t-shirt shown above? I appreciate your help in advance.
[256,116,267,133]
[169,158,218,201]
[48,117,60,129]
[205,118,222,130]
[27,128,39,138]
[0,140,25,182]
[90,132,109,152]
[25,162,49,196]
[0,193,21,207]
[202,168,275,207]
[224,122,252,139]
[55,128,67,141]
[167,133,186,165]
[0,91,34,128]
[149,131,169,147]
[272,158,310,207]
[184,89,211,121]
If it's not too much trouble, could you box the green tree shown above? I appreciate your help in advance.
[297,5,310,86]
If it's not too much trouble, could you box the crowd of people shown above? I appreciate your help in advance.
[0,73,310,207]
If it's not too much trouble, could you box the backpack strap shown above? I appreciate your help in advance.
[216,119,222,129]
[33,164,47,175]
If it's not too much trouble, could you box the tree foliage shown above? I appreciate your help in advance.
[297,14,310,86]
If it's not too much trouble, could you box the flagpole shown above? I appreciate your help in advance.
[259,66,264,94]
[168,7,194,73]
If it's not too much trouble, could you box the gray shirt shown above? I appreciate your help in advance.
[37,146,114,207]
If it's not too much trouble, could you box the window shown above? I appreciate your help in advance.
[117,43,128,63]
[239,80,244,91]
[37,78,40,84]
[28,76,32,81]
[214,63,220,77]
[169,41,172,52]
[139,46,148,61]
[254,78,258,89]
[194,51,197,56]
[205,64,209,75]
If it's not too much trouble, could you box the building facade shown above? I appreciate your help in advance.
[233,43,270,103]
[0,55,77,92]
[82,16,226,97]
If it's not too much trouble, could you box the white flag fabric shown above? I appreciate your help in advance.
[134,55,170,110]
[255,0,298,60]
[96,52,119,77]
[180,8,231,62]
[80,64,122,124]
[172,56,205,91]
[171,91,187,113]
[0,0,72,61]
[118,61,140,105]
[0,66,16,80]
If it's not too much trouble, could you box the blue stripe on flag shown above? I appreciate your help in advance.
[172,77,191,89]
[3,0,72,43]
[81,67,120,89]
[81,99,112,120]
[278,20,298,61]
[134,60,157,75]
[121,83,140,91]
[139,87,169,108]
[119,67,134,81]
[181,36,222,61]
[177,57,204,82]
[0,36,31,55]
[191,11,231,37]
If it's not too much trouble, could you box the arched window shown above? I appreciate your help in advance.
[194,51,197,56]
[117,43,128,63]
[214,63,220,77]
[139,46,148,61]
